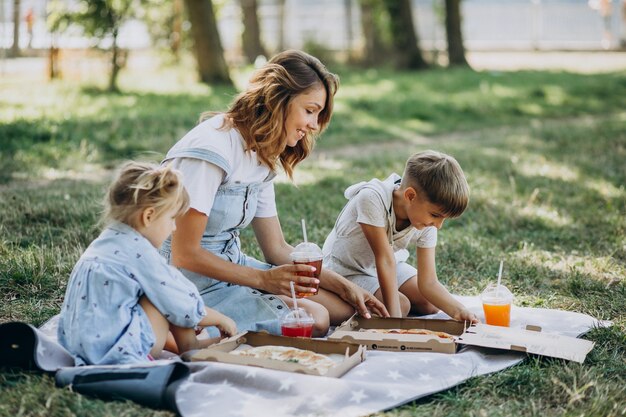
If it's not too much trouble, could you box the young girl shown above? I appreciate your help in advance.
[58,162,237,365]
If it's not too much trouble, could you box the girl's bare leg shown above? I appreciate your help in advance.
[139,296,218,356]
[139,296,169,357]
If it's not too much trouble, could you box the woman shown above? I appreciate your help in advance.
[161,50,387,336]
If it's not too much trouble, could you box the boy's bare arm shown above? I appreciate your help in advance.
[360,223,403,317]
[416,247,478,323]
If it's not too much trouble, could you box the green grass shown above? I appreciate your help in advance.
[1,58,625,416]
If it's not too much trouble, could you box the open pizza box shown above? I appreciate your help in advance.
[189,331,367,377]
[328,315,595,363]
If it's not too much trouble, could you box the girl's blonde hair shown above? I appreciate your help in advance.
[102,161,190,228]
[201,50,339,179]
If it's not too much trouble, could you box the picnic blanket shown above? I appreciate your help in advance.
[1,296,609,417]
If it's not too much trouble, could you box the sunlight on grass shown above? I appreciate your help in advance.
[517,156,579,182]
[583,178,624,199]
[518,203,572,227]
[511,244,624,286]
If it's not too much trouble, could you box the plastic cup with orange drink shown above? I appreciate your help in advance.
[481,283,513,327]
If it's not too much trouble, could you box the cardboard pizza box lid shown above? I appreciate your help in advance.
[457,323,595,363]
[329,315,595,362]
[189,331,366,377]
[329,315,466,354]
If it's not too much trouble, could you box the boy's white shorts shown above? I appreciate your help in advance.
[346,261,416,294]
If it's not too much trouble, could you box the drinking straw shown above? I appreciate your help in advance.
[301,218,308,243]
[496,260,504,297]
[289,281,300,323]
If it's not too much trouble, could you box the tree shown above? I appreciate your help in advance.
[11,0,21,57]
[240,0,266,63]
[48,0,137,92]
[381,0,428,69]
[184,0,232,85]
[445,0,468,66]
[143,0,186,60]
[358,0,390,66]
[276,0,286,52]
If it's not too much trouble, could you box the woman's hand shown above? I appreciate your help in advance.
[342,283,389,319]
[262,264,320,297]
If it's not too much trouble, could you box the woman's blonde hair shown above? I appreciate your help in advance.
[201,50,339,179]
[102,161,190,228]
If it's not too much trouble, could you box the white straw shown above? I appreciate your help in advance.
[496,260,504,297]
[301,218,308,243]
[289,281,300,323]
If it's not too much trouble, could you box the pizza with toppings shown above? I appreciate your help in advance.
[230,345,337,374]
[359,328,454,340]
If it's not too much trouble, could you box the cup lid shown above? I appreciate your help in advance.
[290,242,323,260]
[481,283,513,303]
[281,308,315,325]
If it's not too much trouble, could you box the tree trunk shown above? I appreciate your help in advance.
[11,0,20,57]
[445,0,468,67]
[359,0,387,65]
[108,29,121,92]
[344,0,353,57]
[171,0,183,57]
[382,0,428,69]
[184,0,232,85]
[277,0,286,52]
[240,0,266,63]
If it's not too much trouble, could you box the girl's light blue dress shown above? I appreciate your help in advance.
[58,222,206,365]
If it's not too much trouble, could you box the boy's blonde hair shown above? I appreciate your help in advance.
[102,161,190,228]
[201,50,339,179]
[401,150,469,218]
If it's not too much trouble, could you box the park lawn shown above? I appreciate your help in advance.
[1,62,625,416]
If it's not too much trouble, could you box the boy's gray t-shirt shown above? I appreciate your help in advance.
[322,173,437,278]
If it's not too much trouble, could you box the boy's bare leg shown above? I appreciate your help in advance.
[399,276,439,316]
[279,295,330,337]
[372,288,411,317]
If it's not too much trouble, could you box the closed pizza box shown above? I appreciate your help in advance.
[189,331,366,377]
[328,316,594,363]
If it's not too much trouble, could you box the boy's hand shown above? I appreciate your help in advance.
[453,308,479,324]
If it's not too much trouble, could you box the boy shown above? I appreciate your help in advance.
[322,150,478,322]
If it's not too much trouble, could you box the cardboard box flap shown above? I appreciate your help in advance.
[329,315,465,353]
[190,331,366,377]
[457,323,594,363]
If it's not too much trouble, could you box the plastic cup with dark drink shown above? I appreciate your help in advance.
[289,242,323,298]
[280,308,315,338]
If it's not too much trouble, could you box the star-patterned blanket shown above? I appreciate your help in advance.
[37,296,607,417]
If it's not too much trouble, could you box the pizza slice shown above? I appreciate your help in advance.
[230,345,337,374]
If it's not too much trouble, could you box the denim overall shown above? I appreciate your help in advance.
[161,147,287,335]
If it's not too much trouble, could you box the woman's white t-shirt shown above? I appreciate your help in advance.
[167,114,277,218]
